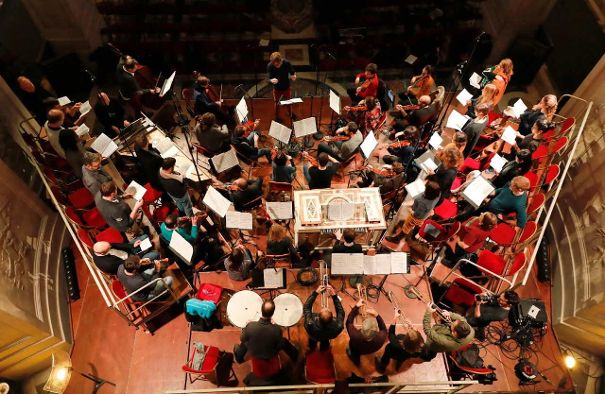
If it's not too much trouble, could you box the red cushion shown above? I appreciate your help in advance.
[488,223,516,245]
[182,346,220,374]
[143,183,163,204]
[477,250,505,276]
[196,283,223,304]
[82,208,108,228]
[434,199,458,220]
[305,349,335,384]
[68,187,95,209]
[77,228,94,248]
[460,158,480,172]
[251,356,281,378]
[444,283,477,308]
[95,227,125,243]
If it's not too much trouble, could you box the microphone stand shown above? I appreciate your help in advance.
[434,31,486,131]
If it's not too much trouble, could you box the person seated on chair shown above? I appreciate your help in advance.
[267,223,300,264]
[160,212,199,244]
[380,126,421,166]
[317,123,363,163]
[461,103,489,157]
[438,131,467,158]
[158,157,194,217]
[347,63,379,103]
[82,152,112,196]
[43,108,70,159]
[346,298,387,366]
[385,180,441,243]
[355,162,405,194]
[16,75,55,124]
[484,175,530,229]
[430,145,464,198]
[303,284,345,351]
[466,290,520,340]
[234,299,299,363]
[376,310,426,373]
[332,229,362,253]
[224,240,255,281]
[134,134,164,191]
[516,94,557,136]
[512,118,552,157]
[400,65,436,104]
[465,83,497,119]
[92,236,161,275]
[271,153,297,183]
[389,95,437,134]
[344,97,383,133]
[193,75,234,128]
[422,304,474,360]
[194,112,229,156]
[442,212,498,267]
[491,149,532,189]
[95,181,145,235]
[302,152,338,189]
[117,255,173,301]
[227,177,264,211]
[94,91,129,138]
[232,125,272,163]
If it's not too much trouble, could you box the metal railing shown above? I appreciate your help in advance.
[163,381,477,394]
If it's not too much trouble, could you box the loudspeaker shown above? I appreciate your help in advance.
[62,247,80,301]
[536,236,551,282]
[510,299,547,328]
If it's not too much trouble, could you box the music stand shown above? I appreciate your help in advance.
[250,268,287,298]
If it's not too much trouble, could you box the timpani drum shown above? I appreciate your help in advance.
[273,293,303,327]
[226,290,263,328]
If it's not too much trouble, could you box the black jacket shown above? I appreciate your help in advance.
[92,242,134,275]
[231,178,263,211]
[240,318,285,359]
[303,291,345,341]
[135,145,164,191]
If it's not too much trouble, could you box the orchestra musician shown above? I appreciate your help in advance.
[466,83,497,119]
[194,113,230,156]
[516,94,557,136]
[376,311,426,373]
[116,55,161,116]
[400,65,436,104]
[346,297,387,366]
[267,52,297,114]
[134,134,165,192]
[303,284,345,351]
[193,74,235,129]
[461,103,489,157]
[231,125,273,163]
[442,212,498,267]
[347,63,379,103]
[158,157,194,217]
[332,229,363,254]
[354,161,406,194]
[94,91,129,138]
[422,304,474,360]
[224,177,264,211]
[491,148,532,189]
[344,96,383,133]
[271,152,297,183]
[480,58,513,106]
[16,75,55,124]
[430,146,464,197]
[302,152,338,190]
[388,95,438,136]
[267,223,301,264]
[381,125,420,166]
[317,122,363,162]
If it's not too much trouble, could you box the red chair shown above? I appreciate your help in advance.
[523,171,539,190]
[182,345,237,385]
[67,187,95,210]
[441,278,483,309]
[532,136,568,161]
[448,344,496,380]
[95,227,125,244]
[77,228,95,249]
[251,355,282,379]
[305,349,336,384]
[434,199,458,221]
[516,221,538,245]
[544,164,560,185]
[449,250,527,288]
[488,223,517,246]
[81,207,109,228]
[527,193,545,216]
[557,117,575,137]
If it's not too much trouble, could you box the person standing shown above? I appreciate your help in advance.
[303,284,345,351]
[346,298,387,366]
[376,311,426,372]
[267,52,296,118]
[422,305,474,360]
[158,157,194,217]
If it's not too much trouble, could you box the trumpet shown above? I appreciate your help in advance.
[387,291,413,329]
[319,260,329,309]
[408,286,451,325]
[356,283,368,318]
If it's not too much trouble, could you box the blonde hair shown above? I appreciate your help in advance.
[440,145,463,169]
[497,58,514,78]
[479,212,498,230]
[478,83,498,106]
[403,329,425,353]
[268,223,286,242]
[511,176,530,192]
[270,52,282,64]
[541,94,558,121]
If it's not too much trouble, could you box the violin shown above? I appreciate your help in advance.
[387,140,412,150]
[302,151,319,167]
[345,104,368,112]
[357,78,373,94]
[408,74,430,97]
[323,135,351,142]
[367,165,395,177]
[395,104,421,112]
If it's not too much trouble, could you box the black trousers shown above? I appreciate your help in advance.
[378,343,410,370]
[308,337,331,351]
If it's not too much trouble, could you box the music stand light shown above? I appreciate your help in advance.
[44,351,116,394]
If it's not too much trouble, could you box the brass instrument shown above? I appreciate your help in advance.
[408,286,452,325]
[319,260,329,309]
[387,291,413,329]
[356,283,368,318]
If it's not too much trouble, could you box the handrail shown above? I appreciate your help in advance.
[163,380,478,394]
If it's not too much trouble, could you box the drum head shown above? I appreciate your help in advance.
[226,290,263,328]
[273,293,303,327]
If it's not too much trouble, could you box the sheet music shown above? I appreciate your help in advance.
[428,132,443,149]
[360,131,378,158]
[405,178,426,199]
[154,137,180,158]
[364,254,391,275]
[404,54,418,65]
[160,71,176,97]
[327,202,355,221]
[175,157,194,178]
[293,117,317,138]
[456,89,473,106]
[75,123,90,137]
[266,201,293,220]
[390,252,408,274]
[462,175,495,208]
[501,126,517,145]
[331,253,364,275]
[78,100,92,118]
[279,97,303,105]
[139,237,152,252]
[57,96,71,106]
[226,211,253,230]
[125,180,147,201]
[511,99,528,118]
[329,90,340,115]
[202,186,232,217]
[490,154,507,173]
[419,157,438,173]
[91,133,118,157]
[169,230,194,263]
[235,97,248,122]
[210,148,239,173]
[263,268,285,288]
[268,120,292,144]
[469,72,482,89]
[446,109,470,131]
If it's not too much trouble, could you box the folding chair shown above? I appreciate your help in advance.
[448,344,496,382]
[446,250,527,290]
[305,349,336,384]
[182,345,237,385]
[251,355,282,379]
[439,277,483,310]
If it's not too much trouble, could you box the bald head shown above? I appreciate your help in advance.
[261,300,275,318]
[93,241,111,255]
[319,309,333,325]
[419,95,431,106]
[47,109,64,126]
[233,178,247,189]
